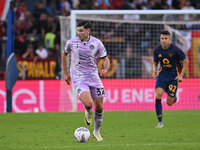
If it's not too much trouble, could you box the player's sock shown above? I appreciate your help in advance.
[84,105,92,125]
[94,111,104,133]
[155,99,162,123]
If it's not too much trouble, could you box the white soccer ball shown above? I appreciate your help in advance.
[74,127,90,142]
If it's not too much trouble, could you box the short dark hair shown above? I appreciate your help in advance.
[160,30,170,36]
[77,21,91,29]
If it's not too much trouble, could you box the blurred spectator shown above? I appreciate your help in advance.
[97,0,111,9]
[172,0,180,9]
[44,0,58,15]
[181,0,195,21]
[60,0,72,16]
[120,0,136,9]
[54,23,61,78]
[0,21,7,61]
[35,43,48,61]
[196,1,200,9]
[44,25,56,55]
[46,15,56,34]
[22,44,34,59]
[33,1,48,21]
[110,0,124,9]
[124,44,141,78]
[15,19,29,58]
[72,0,80,9]
[148,0,162,9]
[15,0,28,21]
[182,0,195,10]
[162,3,175,21]
[26,18,40,50]
[100,22,115,38]
[36,13,48,40]
[179,0,187,8]
[54,27,61,57]
[79,0,93,9]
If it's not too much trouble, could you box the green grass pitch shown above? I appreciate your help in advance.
[0,110,200,150]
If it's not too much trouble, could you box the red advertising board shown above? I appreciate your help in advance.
[0,80,72,112]
[0,79,199,113]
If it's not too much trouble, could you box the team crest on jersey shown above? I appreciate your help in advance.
[90,45,95,50]
[158,54,162,57]
[169,53,173,57]
[77,89,81,94]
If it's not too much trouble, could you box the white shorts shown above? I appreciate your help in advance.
[72,73,106,98]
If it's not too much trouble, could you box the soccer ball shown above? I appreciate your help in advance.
[74,127,90,142]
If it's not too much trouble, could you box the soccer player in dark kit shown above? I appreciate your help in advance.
[152,30,189,128]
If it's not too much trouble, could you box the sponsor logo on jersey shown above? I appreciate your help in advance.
[158,54,162,57]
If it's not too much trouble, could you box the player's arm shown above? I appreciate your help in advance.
[62,51,71,85]
[100,56,110,77]
[175,57,189,82]
[152,62,158,79]
[152,48,159,79]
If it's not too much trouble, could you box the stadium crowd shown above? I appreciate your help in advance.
[0,0,199,79]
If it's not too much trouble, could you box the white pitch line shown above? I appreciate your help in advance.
[0,143,199,149]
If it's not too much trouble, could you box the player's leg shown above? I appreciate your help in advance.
[73,76,94,125]
[92,97,104,141]
[88,75,106,141]
[155,87,165,128]
[79,91,93,125]
[90,86,106,141]
[78,87,93,125]
[166,95,176,106]
[80,91,93,109]
[166,80,178,106]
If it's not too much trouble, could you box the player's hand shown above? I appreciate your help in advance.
[64,73,71,85]
[175,75,183,82]
[100,69,108,77]
[152,71,158,79]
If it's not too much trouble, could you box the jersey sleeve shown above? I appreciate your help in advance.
[64,40,72,54]
[175,47,186,61]
[153,49,158,63]
[98,40,107,58]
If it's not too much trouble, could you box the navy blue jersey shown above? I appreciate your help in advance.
[153,44,186,79]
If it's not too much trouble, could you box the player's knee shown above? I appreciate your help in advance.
[95,108,103,113]
[156,93,162,99]
[95,104,103,113]
[167,100,173,106]
[84,101,93,109]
